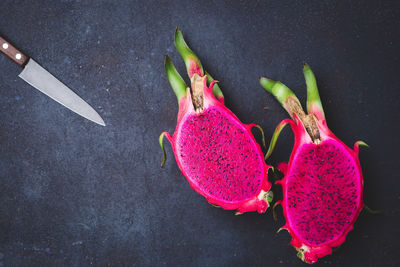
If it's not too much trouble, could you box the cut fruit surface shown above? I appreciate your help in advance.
[286,140,362,246]
[177,107,265,203]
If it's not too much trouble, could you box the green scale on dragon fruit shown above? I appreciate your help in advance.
[260,64,368,263]
[159,28,273,214]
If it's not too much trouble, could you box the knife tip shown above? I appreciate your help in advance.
[93,116,106,126]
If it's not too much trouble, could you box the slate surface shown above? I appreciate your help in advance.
[0,1,399,266]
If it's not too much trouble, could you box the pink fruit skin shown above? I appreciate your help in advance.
[162,78,272,213]
[276,115,365,264]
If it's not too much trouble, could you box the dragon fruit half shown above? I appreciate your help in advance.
[159,29,273,214]
[260,64,367,263]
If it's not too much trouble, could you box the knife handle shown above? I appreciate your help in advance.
[0,36,28,66]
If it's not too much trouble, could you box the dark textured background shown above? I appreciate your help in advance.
[0,1,399,266]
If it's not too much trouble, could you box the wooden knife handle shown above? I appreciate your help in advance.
[0,36,28,66]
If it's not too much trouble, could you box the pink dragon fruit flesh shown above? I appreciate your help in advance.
[159,28,273,214]
[260,64,367,263]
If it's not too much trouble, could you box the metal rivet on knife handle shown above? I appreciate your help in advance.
[0,36,28,66]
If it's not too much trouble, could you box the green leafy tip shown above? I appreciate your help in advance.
[259,77,300,117]
[364,205,381,214]
[165,55,187,102]
[210,203,221,208]
[297,251,305,262]
[205,71,224,101]
[276,227,287,233]
[174,27,203,78]
[173,28,224,101]
[265,119,292,161]
[272,201,281,221]
[356,141,369,148]
[249,124,266,149]
[303,63,325,119]
[159,132,168,167]
[259,77,277,94]
[266,190,274,204]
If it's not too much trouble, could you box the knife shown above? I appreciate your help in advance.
[0,35,105,126]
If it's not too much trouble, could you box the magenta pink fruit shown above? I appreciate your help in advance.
[261,64,367,263]
[159,28,272,213]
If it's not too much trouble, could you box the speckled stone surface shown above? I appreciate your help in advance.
[0,1,399,266]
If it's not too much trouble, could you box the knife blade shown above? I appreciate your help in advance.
[0,36,105,126]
